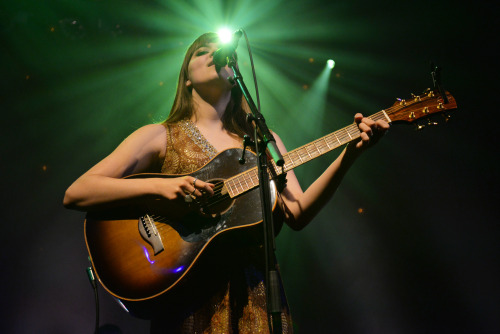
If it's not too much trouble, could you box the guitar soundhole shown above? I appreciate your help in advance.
[198,178,234,217]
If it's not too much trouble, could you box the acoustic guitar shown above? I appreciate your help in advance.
[84,89,457,317]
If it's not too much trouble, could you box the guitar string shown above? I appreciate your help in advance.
[150,167,275,231]
[151,182,232,231]
[206,109,394,197]
[149,95,437,230]
[279,110,390,171]
[382,93,439,117]
[238,98,423,187]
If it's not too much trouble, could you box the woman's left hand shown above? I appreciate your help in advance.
[352,113,390,150]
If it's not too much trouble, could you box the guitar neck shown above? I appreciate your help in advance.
[224,110,391,198]
[278,110,390,173]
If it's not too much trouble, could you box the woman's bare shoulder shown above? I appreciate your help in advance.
[123,123,167,149]
[133,123,166,137]
[129,123,168,159]
[85,123,168,177]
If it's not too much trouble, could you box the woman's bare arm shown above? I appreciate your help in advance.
[63,124,213,211]
[275,113,389,230]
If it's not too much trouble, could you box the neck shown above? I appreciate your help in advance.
[191,88,232,127]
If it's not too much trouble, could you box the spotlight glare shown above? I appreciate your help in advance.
[327,59,335,69]
[217,28,233,44]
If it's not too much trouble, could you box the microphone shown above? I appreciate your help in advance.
[213,29,243,67]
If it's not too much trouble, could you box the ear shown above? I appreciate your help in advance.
[186,79,192,88]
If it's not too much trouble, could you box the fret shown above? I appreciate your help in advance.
[302,149,308,161]
[284,154,294,170]
[293,151,303,169]
[296,150,305,163]
[324,135,335,149]
[286,151,294,165]
[306,144,317,158]
[240,175,248,191]
[231,171,249,197]
[249,169,258,186]
[314,141,323,155]
[242,174,250,190]
[245,170,255,189]
[333,132,342,146]
[226,179,236,197]
[309,145,315,157]
[312,142,321,156]
[227,178,237,197]
[285,151,294,166]
[381,110,391,123]
[223,109,391,198]
[302,146,311,160]
[283,155,293,172]
[319,138,330,153]
[346,125,358,141]
[286,153,295,169]
[234,177,244,194]
[323,137,332,150]
[272,162,278,175]
[337,129,348,143]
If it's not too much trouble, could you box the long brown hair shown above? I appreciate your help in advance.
[163,32,254,138]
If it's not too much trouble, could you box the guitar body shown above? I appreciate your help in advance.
[83,89,457,318]
[84,149,278,318]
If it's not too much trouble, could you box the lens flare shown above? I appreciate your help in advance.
[217,28,233,44]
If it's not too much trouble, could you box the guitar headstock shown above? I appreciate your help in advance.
[385,89,457,124]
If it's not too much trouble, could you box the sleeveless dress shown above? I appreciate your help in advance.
[150,120,293,334]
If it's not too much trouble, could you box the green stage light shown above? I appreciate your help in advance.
[217,28,233,44]
[327,59,335,69]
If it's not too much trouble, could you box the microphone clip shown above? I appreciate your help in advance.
[239,135,255,165]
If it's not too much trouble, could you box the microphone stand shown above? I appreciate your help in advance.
[227,55,284,334]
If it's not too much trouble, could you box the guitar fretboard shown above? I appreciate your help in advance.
[223,110,390,198]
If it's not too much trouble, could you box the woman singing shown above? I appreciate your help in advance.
[64,32,389,333]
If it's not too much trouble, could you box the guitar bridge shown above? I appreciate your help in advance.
[138,214,164,255]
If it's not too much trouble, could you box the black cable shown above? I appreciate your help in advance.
[86,264,99,334]
[240,29,261,114]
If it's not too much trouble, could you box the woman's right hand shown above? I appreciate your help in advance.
[154,176,215,202]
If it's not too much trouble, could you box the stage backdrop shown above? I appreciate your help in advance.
[1,0,498,333]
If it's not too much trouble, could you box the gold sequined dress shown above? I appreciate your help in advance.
[150,120,293,334]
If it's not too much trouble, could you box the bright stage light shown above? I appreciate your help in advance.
[217,28,233,44]
[327,59,335,69]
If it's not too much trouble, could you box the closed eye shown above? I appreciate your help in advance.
[195,50,209,57]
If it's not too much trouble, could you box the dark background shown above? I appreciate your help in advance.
[1,0,498,333]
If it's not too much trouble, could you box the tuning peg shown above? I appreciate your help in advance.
[396,98,407,106]
[411,93,421,102]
